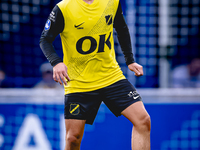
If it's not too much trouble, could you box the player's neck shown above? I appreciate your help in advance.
[83,0,94,4]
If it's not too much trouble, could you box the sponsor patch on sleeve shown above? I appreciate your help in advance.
[45,19,51,31]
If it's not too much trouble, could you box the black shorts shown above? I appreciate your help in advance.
[64,79,142,125]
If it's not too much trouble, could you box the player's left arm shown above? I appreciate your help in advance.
[113,2,143,77]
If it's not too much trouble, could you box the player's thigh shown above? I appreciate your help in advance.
[65,119,86,138]
[121,101,150,127]
[102,79,142,117]
[65,91,102,125]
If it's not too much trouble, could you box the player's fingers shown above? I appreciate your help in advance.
[63,71,70,81]
[137,67,143,76]
[132,67,141,76]
[53,72,58,82]
[60,73,68,85]
[128,63,144,77]
[135,65,143,76]
[135,73,142,77]
[56,73,63,85]
[135,72,141,76]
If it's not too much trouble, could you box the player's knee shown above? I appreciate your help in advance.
[136,114,151,132]
[66,134,82,147]
[143,114,151,131]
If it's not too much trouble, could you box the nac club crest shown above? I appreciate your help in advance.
[69,104,80,115]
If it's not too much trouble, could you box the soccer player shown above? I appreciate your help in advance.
[39,0,151,149]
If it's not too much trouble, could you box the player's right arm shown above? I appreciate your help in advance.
[39,5,70,85]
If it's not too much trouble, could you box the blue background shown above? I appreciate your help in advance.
[0,103,200,150]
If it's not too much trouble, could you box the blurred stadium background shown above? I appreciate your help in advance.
[0,0,200,150]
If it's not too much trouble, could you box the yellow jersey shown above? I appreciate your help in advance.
[57,0,125,94]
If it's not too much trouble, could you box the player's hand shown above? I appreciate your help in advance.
[128,62,144,77]
[53,62,70,85]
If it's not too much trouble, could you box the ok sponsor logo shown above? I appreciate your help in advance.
[76,32,111,54]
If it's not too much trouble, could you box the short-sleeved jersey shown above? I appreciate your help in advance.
[57,0,125,94]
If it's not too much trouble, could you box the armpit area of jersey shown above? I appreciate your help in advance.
[39,5,64,66]
[114,2,135,66]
